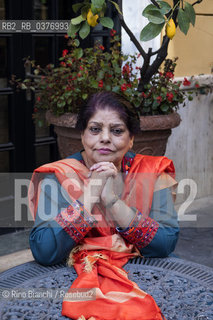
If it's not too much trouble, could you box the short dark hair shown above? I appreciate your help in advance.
[75,91,140,136]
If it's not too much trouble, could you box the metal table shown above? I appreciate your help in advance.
[0,257,212,320]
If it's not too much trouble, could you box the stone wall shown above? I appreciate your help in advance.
[165,76,213,202]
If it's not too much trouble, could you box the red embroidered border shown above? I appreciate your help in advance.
[55,201,96,243]
[118,210,159,249]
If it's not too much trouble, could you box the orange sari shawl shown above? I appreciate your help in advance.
[29,154,175,320]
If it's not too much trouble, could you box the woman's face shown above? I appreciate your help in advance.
[81,108,134,170]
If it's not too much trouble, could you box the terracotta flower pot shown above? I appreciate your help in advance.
[46,111,181,158]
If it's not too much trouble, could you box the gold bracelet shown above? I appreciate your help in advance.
[105,195,120,209]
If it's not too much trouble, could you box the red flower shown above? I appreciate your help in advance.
[60,61,66,67]
[66,86,71,91]
[98,80,103,88]
[99,45,105,51]
[195,83,200,88]
[110,29,116,37]
[166,92,174,102]
[77,73,81,77]
[121,83,127,91]
[34,107,38,113]
[62,49,68,57]
[157,96,162,103]
[67,63,72,67]
[79,66,84,71]
[127,83,132,88]
[37,96,41,102]
[122,63,131,75]
[165,72,174,79]
[183,77,191,86]
[141,92,147,98]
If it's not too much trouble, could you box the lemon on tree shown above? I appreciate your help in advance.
[166,19,176,39]
[87,9,99,27]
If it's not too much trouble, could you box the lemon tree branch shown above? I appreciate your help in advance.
[192,0,203,6]
[150,0,160,9]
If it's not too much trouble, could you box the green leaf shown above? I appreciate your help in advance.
[71,15,85,25]
[160,104,169,112]
[99,17,114,29]
[143,9,165,24]
[57,100,66,108]
[72,3,84,14]
[79,21,90,39]
[112,86,120,93]
[82,93,88,100]
[177,8,190,35]
[91,79,98,88]
[152,100,159,110]
[91,0,105,9]
[67,23,81,38]
[140,22,165,41]
[21,83,27,89]
[143,107,151,113]
[184,2,196,26]
[134,99,141,108]
[157,1,171,15]
[74,39,80,47]
[73,48,83,59]
[105,84,111,91]
[144,99,152,107]
[142,4,156,17]
[81,4,91,19]
[109,1,122,15]
[67,98,72,105]
[97,70,105,80]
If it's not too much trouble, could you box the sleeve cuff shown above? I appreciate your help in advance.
[55,200,97,243]
[116,210,159,250]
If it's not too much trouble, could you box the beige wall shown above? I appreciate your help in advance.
[166,0,213,76]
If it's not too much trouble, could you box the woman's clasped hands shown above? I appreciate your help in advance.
[87,161,121,208]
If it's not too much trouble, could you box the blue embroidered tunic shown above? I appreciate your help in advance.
[29,152,179,265]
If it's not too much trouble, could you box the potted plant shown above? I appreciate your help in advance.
[11,0,204,157]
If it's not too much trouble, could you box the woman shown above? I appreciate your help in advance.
[29,92,179,320]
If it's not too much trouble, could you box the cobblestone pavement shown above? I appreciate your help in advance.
[174,195,213,268]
